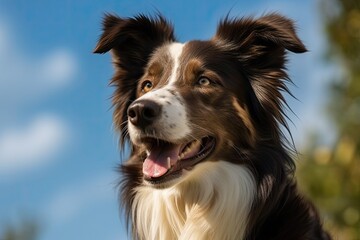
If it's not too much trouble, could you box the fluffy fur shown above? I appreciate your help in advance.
[94,13,331,240]
[133,162,255,240]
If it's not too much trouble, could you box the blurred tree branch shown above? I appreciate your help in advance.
[298,0,360,239]
[0,218,39,240]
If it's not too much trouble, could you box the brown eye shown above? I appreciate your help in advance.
[141,80,153,93]
[197,77,211,86]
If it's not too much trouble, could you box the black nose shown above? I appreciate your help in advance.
[127,100,161,128]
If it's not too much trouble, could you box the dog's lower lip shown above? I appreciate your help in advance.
[142,136,216,184]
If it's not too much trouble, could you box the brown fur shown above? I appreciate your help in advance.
[94,13,331,240]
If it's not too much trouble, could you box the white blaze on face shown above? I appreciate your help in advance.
[168,42,184,85]
[128,42,191,143]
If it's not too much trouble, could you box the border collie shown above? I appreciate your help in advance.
[94,13,331,240]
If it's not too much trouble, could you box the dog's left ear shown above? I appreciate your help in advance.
[214,13,306,55]
[214,13,307,137]
[213,13,307,91]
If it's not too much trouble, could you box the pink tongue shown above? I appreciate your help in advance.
[143,143,182,178]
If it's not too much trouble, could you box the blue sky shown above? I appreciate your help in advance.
[0,1,334,239]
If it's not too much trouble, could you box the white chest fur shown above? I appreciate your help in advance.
[132,161,256,240]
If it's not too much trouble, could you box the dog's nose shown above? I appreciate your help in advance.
[127,100,161,128]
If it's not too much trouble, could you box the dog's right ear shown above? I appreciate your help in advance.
[94,14,175,54]
[94,13,175,67]
[94,14,175,146]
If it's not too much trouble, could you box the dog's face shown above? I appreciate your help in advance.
[124,41,254,185]
[94,14,306,187]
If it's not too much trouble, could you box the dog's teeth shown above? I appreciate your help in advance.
[180,140,202,159]
[183,147,189,155]
[188,140,201,152]
[167,157,171,168]
[193,140,201,149]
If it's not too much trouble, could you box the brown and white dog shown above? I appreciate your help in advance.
[94,13,331,240]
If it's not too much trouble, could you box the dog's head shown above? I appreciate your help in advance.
[94,13,306,187]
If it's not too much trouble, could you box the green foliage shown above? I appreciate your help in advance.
[0,219,39,240]
[298,0,360,239]
[323,0,360,144]
[298,136,360,239]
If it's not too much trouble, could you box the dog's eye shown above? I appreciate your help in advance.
[197,77,211,86]
[141,80,153,93]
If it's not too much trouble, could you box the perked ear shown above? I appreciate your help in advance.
[214,13,306,55]
[94,13,175,55]
[93,14,175,146]
[214,13,306,75]
[214,13,307,138]
[93,13,175,67]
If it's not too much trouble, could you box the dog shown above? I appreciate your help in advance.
[94,13,331,240]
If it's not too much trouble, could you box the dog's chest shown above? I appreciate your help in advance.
[131,161,256,240]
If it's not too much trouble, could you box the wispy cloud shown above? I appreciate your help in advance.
[0,19,77,111]
[41,50,77,87]
[0,115,69,176]
[0,21,9,54]
[0,18,77,178]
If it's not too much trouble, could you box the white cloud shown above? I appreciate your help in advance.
[0,19,75,177]
[40,49,77,87]
[0,21,9,54]
[0,20,77,110]
[0,115,69,175]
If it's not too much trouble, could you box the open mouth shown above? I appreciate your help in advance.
[141,136,216,185]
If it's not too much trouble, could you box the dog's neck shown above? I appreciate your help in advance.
[132,161,256,240]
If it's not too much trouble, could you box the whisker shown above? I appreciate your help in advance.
[119,120,129,127]
[230,144,256,169]
[189,123,215,136]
